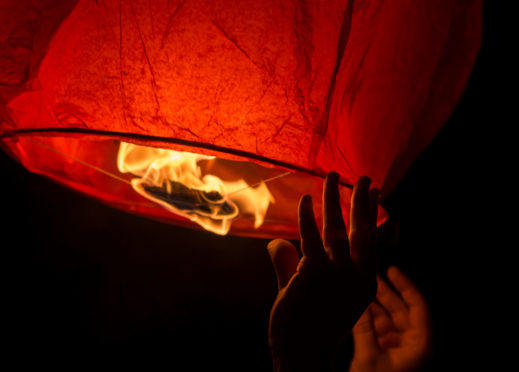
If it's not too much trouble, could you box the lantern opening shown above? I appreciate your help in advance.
[3,133,378,238]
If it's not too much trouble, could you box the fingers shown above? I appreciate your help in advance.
[349,176,378,271]
[322,172,349,262]
[386,266,431,334]
[369,188,380,226]
[267,239,300,290]
[376,275,411,331]
[377,332,401,350]
[298,195,326,261]
[352,304,379,353]
[370,300,395,336]
[386,266,427,309]
[298,172,379,269]
[351,176,372,231]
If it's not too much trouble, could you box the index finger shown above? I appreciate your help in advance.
[298,194,326,260]
[322,172,349,263]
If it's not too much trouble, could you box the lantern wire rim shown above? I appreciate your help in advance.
[1,127,355,189]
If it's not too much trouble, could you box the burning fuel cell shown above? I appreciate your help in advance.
[117,142,275,235]
[143,180,238,218]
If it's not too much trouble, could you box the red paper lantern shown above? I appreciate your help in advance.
[0,0,481,238]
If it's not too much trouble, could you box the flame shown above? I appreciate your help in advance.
[117,142,275,235]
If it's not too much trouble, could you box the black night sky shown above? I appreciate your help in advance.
[3,4,494,371]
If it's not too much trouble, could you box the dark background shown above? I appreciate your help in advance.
[3,5,494,371]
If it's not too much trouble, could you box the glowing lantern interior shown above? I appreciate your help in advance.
[0,0,482,238]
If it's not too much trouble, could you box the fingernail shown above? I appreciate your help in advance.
[329,171,340,182]
[358,176,372,188]
[301,194,313,207]
[267,239,280,254]
[300,195,314,217]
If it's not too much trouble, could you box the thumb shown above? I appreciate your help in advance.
[352,304,379,355]
[267,239,300,290]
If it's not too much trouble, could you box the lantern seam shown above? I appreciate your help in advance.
[309,0,355,167]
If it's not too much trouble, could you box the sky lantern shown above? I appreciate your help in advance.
[0,0,481,238]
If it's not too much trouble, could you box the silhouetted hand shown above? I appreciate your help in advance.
[349,266,432,372]
[267,173,380,372]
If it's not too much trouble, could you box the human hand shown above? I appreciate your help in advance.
[267,173,380,372]
[349,266,432,372]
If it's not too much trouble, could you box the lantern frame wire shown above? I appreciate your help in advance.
[225,171,292,198]
[22,136,133,186]
[16,136,298,200]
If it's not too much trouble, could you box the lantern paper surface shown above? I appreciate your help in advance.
[0,0,481,238]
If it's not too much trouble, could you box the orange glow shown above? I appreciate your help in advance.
[0,0,481,237]
[117,142,274,235]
